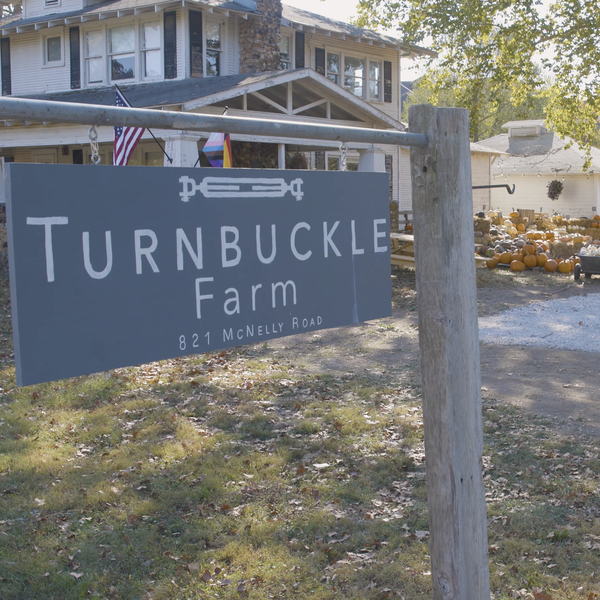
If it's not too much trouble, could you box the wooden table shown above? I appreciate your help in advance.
[391,232,488,268]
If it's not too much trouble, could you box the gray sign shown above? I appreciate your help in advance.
[5,164,391,386]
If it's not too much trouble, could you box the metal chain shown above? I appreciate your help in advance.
[339,142,348,172]
[88,125,101,165]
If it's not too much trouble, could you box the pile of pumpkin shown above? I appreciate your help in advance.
[485,229,579,273]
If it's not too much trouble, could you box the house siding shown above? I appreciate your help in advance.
[490,174,598,217]
[24,0,82,19]
[471,152,491,212]
[10,28,71,95]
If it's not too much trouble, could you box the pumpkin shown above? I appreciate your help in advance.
[591,222,599,228]
[516,223,526,231]
[545,232,555,240]
[512,252,524,262]
[499,252,513,264]
[523,254,537,268]
[558,261,572,273]
[572,236,584,244]
[510,211,520,218]
[486,258,499,269]
[522,244,536,255]
[544,259,559,272]
[594,214,600,221]
[574,256,581,264]
[526,232,535,240]
[536,253,548,267]
[510,260,526,271]
[533,232,544,240]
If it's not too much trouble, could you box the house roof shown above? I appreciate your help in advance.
[17,68,406,131]
[479,130,600,174]
[470,141,507,156]
[280,5,436,57]
[0,0,436,56]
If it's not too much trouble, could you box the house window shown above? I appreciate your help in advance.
[141,22,161,78]
[327,153,359,171]
[325,51,383,101]
[85,30,104,84]
[326,52,340,84]
[280,35,291,69]
[44,35,62,66]
[205,21,222,76]
[369,61,381,99]
[344,56,365,98]
[109,25,135,81]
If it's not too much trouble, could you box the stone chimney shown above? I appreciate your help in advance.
[239,0,283,73]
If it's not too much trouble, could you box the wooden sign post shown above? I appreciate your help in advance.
[409,104,490,599]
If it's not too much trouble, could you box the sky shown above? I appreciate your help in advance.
[282,0,359,23]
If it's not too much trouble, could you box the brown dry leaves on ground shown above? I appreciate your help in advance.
[0,271,599,599]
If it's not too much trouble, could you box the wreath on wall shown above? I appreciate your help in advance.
[547,179,564,201]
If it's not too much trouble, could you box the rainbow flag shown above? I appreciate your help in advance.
[203,132,232,168]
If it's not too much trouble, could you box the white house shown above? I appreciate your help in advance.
[0,0,436,215]
[479,120,600,217]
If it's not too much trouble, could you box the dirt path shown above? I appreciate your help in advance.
[270,271,600,437]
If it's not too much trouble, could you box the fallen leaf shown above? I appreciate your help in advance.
[69,572,84,579]
[34,498,45,506]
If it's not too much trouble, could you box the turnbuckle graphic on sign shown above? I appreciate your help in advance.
[179,176,304,203]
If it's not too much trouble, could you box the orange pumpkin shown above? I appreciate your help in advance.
[533,232,544,240]
[510,260,526,271]
[544,259,559,272]
[510,211,520,218]
[526,232,535,240]
[536,253,548,267]
[591,222,599,228]
[486,258,499,269]
[524,254,537,268]
[594,214,600,221]
[522,244,536,255]
[558,261,572,273]
[499,252,513,264]
[516,223,526,231]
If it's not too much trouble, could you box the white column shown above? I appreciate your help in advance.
[278,143,286,169]
[358,146,386,172]
[162,132,203,167]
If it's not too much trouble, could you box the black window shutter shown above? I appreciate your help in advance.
[315,47,325,76]
[1,38,11,96]
[315,151,325,171]
[69,27,81,90]
[189,10,203,78]
[384,60,392,103]
[72,149,84,164]
[164,11,177,80]
[295,31,305,68]
[385,154,393,201]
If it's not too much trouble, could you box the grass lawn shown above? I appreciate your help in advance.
[0,270,599,599]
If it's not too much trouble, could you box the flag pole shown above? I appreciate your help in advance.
[115,85,173,164]
[194,106,229,168]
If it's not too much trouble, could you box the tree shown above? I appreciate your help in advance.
[403,69,549,141]
[355,0,600,164]
[1,0,22,17]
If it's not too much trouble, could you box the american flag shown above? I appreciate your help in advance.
[113,89,145,166]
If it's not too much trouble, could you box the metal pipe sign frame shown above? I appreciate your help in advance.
[0,97,490,600]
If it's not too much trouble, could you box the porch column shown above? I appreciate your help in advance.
[162,132,203,167]
[278,143,286,169]
[358,146,386,172]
